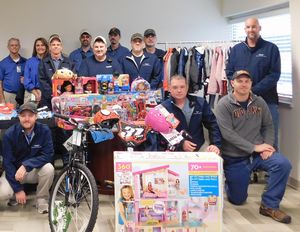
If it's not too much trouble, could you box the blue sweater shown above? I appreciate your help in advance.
[2,122,54,193]
[0,55,27,93]
[160,95,221,151]
[24,56,41,91]
[226,37,281,104]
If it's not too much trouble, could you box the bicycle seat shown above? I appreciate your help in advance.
[118,120,150,147]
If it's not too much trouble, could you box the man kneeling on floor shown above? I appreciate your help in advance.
[215,70,292,224]
[0,102,54,214]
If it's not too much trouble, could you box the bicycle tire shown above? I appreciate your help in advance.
[49,163,99,232]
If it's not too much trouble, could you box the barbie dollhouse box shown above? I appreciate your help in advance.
[114,152,223,232]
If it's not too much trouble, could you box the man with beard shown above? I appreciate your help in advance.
[0,102,54,214]
[107,27,130,63]
[69,29,93,73]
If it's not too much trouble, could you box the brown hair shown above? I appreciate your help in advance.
[32,37,49,57]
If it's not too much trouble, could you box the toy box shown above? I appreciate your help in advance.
[75,76,98,94]
[51,90,163,122]
[114,152,223,232]
[52,79,75,97]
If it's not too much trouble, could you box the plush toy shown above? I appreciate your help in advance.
[52,68,75,80]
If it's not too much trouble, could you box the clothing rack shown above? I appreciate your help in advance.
[157,40,241,50]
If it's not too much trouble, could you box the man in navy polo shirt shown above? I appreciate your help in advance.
[107,27,130,63]
[69,29,93,73]
[0,38,27,106]
[78,35,122,77]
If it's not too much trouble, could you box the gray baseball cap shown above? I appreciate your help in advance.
[18,102,37,114]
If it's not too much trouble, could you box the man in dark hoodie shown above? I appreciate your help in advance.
[0,102,54,214]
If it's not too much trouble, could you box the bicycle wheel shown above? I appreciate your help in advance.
[49,163,99,232]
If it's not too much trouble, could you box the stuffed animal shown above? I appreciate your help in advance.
[52,68,75,80]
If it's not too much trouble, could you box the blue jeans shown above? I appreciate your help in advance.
[223,152,291,209]
[267,103,279,150]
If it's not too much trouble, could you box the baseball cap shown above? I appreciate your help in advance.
[144,29,156,37]
[93,35,107,45]
[18,102,38,114]
[80,29,91,37]
[131,33,143,41]
[232,70,252,80]
[109,27,121,36]
[49,34,62,44]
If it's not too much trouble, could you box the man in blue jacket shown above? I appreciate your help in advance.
[120,33,162,90]
[38,34,75,110]
[156,75,221,153]
[0,102,54,214]
[226,17,281,149]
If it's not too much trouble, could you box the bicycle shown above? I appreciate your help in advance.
[49,111,119,232]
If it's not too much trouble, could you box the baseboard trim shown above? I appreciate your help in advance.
[288,176,300,190]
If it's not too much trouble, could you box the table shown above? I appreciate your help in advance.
[88,132,125,195]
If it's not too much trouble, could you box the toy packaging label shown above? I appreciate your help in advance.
[114,152,223,232]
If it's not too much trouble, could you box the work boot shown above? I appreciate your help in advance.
[259,204,291,224]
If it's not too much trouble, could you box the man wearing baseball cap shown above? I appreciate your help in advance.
[107,27,130,63]
[78,35,122,77]
[0,102,54,214]
[143,29,165,60]
[215,70,292,224]
[69,29,93,73]
[120,33,162,89]
[143,29,165,86]
[39,33,75,109]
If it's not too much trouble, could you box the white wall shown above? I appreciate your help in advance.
[222,0,288,17]
[0,0,229,58]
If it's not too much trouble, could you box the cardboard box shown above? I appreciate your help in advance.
[114,152,223,232]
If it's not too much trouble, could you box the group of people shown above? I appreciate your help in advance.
[0,27,165,110]
[0,17,292,224]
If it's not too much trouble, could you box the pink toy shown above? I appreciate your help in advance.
[145,108,172,134]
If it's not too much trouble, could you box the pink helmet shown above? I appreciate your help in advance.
[145,108,172,133]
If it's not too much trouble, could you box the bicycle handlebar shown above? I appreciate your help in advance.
[53,113,78,126]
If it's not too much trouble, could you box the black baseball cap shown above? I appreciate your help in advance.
[19,102,38,114]
[232,70,252,80]
[109,27,121,36]
[144,29,156,37]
